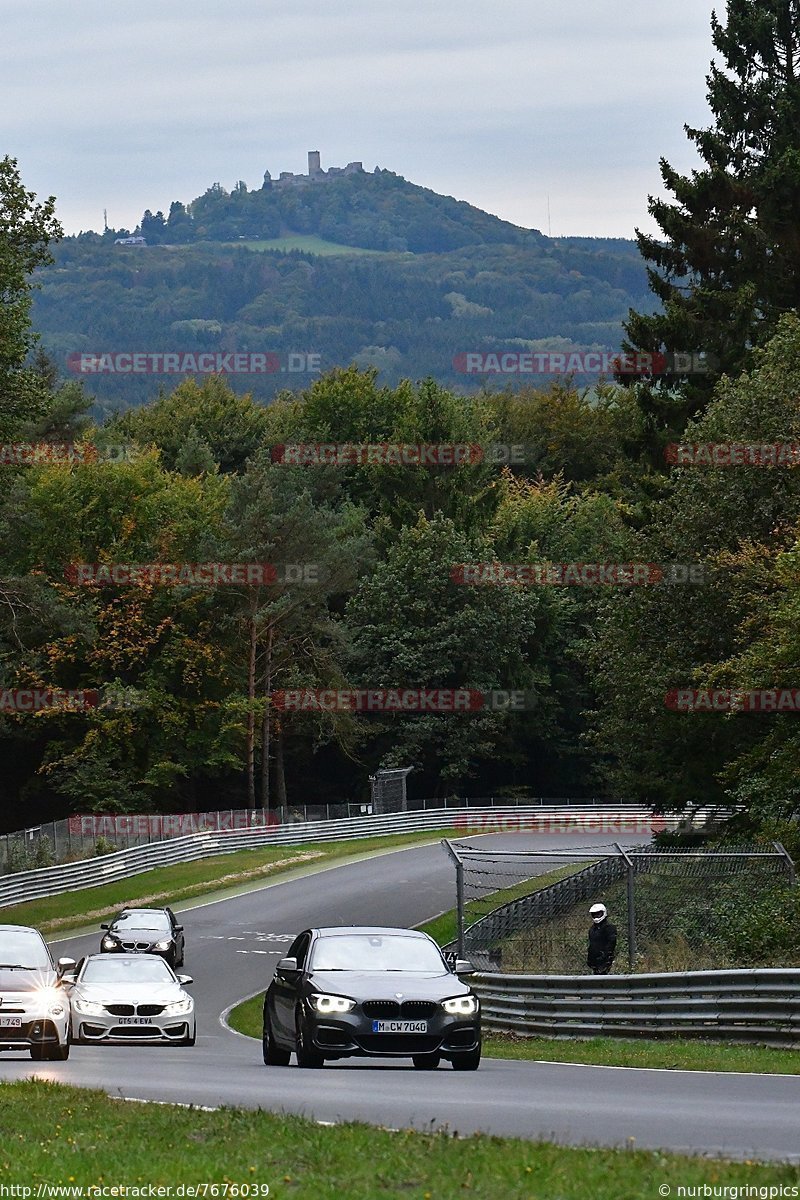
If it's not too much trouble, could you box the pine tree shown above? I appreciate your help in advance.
[624,0,800,428]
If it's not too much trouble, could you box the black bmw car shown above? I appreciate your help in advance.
[262,926,481,1070]
[99,907,185,968]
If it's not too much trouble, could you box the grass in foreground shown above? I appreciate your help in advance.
[1,830,456,936]
[227,994,800,1074]
[0,1080,796,1197]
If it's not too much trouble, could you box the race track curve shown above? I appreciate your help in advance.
[1,833,797,1163]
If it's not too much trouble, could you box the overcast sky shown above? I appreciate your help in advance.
[2,0,717,239]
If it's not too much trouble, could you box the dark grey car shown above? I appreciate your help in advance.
[262,926,481,1070]
[99,907,185,968]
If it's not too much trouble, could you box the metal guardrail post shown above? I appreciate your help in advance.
[774,841,796,887]
[614,842,637,970]
[441,839,465,958]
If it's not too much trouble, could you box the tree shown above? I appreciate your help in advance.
[588,315,800,810]
[344,512,550,789]
[624,0,800,427]
[0,157,62,439]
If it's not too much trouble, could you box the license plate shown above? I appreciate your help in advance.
[118,1017,153,1025]
[371,1020,427,1034]
[0,1018,22,1028]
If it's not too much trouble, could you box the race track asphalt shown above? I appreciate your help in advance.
[1,833,797,1163]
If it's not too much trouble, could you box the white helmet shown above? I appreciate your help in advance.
[589,903,607,923]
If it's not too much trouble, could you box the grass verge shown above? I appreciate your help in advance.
[0,1080,796,1196]
[0,830,458,937]
[226,994,800,1074]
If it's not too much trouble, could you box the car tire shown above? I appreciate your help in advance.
[262,1011,291,1066]
[295,1011,324,1068]
[450,1046,481,1071]
[181,1027,196,1047]
[412,1052,441,1069]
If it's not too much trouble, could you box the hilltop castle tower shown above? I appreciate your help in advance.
[308,151,322,176]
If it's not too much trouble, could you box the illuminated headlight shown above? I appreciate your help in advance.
[163,997,193,1016]
[36,988,66,1018]
[73,997,105,1016]
[153,940,172,952]
[101,937,117,950]
[308,993,356,1014]
[442,994,479,1016]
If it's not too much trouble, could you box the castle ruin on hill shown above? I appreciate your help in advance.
[263,151,366,189]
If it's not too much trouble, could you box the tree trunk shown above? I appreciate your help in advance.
[246,605,257,809]
[275,720,287,809]
[260,624,274,809]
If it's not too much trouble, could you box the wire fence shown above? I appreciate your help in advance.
[442,841,796,974]
[0,796,640,874]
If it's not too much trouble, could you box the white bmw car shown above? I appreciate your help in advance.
[66,953,196,1045]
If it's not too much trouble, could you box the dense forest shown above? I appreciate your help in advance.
[30,171,651,412]
[3,0,800,868]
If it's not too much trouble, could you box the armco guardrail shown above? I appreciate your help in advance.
[0,804,683,908]
[473,968,800,1043]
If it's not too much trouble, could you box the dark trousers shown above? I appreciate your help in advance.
[591,963,612,975]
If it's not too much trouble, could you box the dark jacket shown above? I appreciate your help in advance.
[587,917,617,969]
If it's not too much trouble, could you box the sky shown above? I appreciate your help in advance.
[2,0,717,240]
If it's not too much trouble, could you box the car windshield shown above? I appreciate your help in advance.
[0,931,52,971]
[81,957,175,984]
[310,934,445,973]
[112,911,170,931]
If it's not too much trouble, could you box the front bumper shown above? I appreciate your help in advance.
[75,1014,193,1043]
[0,1018,65,1050]
[306,1007,480,1059]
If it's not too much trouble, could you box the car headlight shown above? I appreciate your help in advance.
[308,993,356,1014]
[442,994,479,1016]
[101,937,117,950]
[35,987,66,1018]
[163,997,193,1016]
[73,997,105,1016]
[153,940,172,951]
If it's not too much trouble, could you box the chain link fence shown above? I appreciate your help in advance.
[443,841,796,973]
[0,796,626,874]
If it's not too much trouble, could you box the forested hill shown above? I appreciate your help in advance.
[129,167,545,254]
[31,167,652,414]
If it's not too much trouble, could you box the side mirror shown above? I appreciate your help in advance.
[454,959,475,975]
[100,923,109,930]
[177,974,193,986]
[276,956,299,976]
[174,925,184,933]
[60,971,78,985]
[57,957,76,977]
